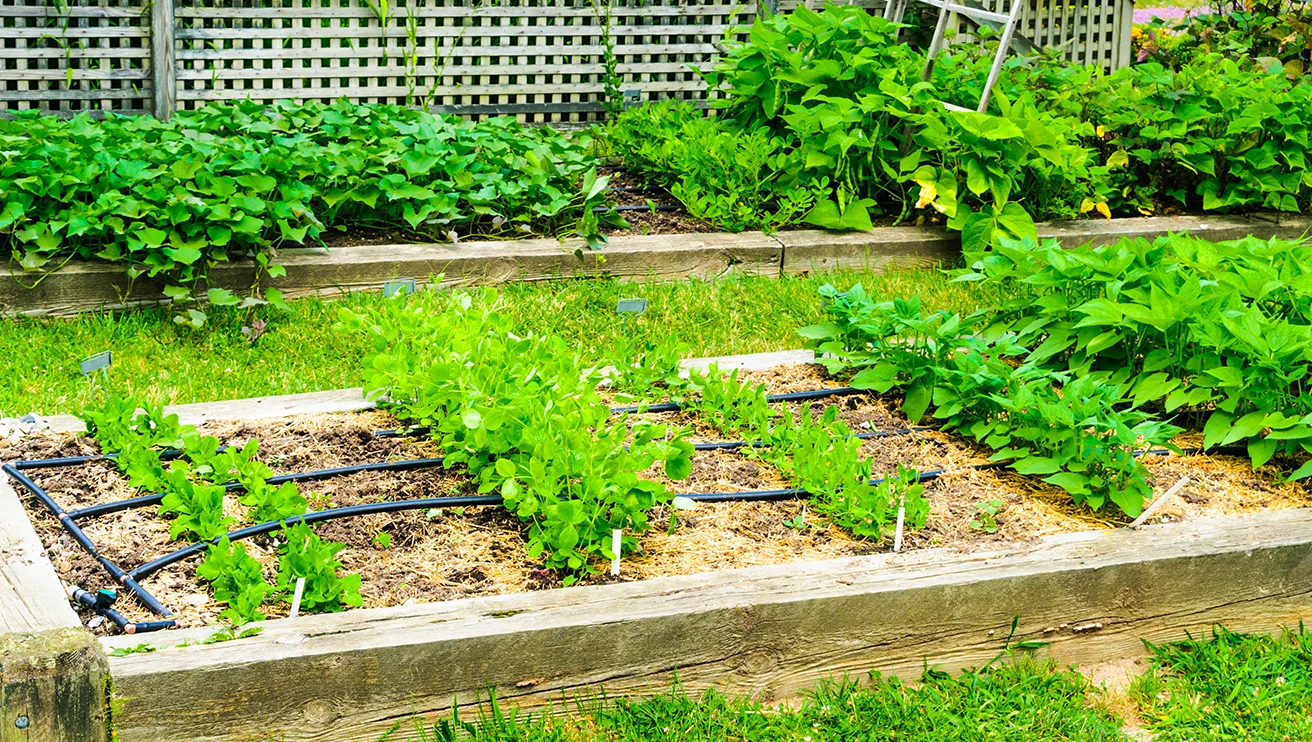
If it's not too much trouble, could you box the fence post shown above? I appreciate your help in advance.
[151,0,176,120]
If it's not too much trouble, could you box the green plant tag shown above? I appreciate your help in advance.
[616,298,647,315]
[79,351,112,376]
[383,278,417,298]
[623,89,642,110]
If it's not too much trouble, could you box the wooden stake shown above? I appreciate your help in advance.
[1129,477,1190,529]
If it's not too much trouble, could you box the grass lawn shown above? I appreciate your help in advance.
[1132,627,1312,741]
[385,661,1131,742]
[0,267,1000,416]
[381,629,1312,741]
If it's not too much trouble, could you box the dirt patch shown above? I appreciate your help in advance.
[7,364,1311,634]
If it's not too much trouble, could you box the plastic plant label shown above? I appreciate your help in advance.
[383,278,417,298]
[80,351,112,376]
[616,298,648,315]
[611,529,622,576]
[623,89,642,109]
[672,496,698,511]
[289,577,307,618]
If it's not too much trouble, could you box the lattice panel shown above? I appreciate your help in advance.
[173,0,753,123]
[786,0,1131,70]
[955,0,1132,69]
[0,0,153,116]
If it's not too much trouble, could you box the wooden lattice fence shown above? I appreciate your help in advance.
[3,0,1131,121]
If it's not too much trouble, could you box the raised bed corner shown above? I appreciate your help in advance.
[102,508,1312,742]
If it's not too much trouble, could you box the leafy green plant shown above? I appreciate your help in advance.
[2,99,620,324]
[970,498,1004,534]
[197,537,274,626]
[241,480,309,525]
[801,281,1180,516]
[339,285,694,580]
[157,464,234,541]
[604,331,690,401]
[274,523,363,613]
[821,464,929,542]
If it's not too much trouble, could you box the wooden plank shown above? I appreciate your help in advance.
[175,43,721,61]
[779,227,960,274]
[1,629,108,742]
[174,61,714,81]
[105,509,1312,742]
[174,5,752,19]
[152,0,176,120]
[0,470,106,740]
[0,231,781,318]
[174,24,739,40]
[176,80,709,100]
[0,478,79,635]
[5,215,1306,319]
[41,387,374,436]
[0,69,149,82]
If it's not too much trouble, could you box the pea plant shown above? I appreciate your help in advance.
[338,285,695,581]
[675,365,928,542]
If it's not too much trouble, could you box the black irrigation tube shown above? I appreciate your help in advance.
[63,456,449,521]
[373,385,870,437]
[14,447,196,471]
[68,585,175,634]
[3,463,174,618]
[129,463,996,583]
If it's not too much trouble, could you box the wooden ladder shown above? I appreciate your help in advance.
[883,0,1027,112]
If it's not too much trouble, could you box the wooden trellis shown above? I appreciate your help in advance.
[1,0,154,117]
[2,0,1130,121]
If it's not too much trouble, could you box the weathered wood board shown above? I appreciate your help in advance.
[0,232,782,318]
[0,475,107,742]
[0,478,78,636]
[104,508,1312,742]
[9,214,1310,319]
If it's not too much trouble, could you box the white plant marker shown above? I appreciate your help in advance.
[1129,476,1190,529]
[611,529,623,576]
[893,495,907,553]
[289,577,307,618]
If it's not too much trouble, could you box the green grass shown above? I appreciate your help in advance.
[379,629,1312,742]
[385,661,1130,742]
[1133,626,1312,741]
[0,267,996,416]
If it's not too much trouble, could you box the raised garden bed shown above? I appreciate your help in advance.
[4,355,1312,740]
[9,364,1312,633]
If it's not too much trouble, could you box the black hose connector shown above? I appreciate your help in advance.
[67,586,176,634]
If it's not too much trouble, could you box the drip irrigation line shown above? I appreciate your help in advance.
[15,447,197,471]
[609,385,867,415]
[3,463,173,617]
[128,459,1008,583]
[68,586,175,634]
[62,424,930,522]
[64,456,449,521]
[373,384,870,437]
[691,427,935,451]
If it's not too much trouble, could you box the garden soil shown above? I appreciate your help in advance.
[11,365,1312,633]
